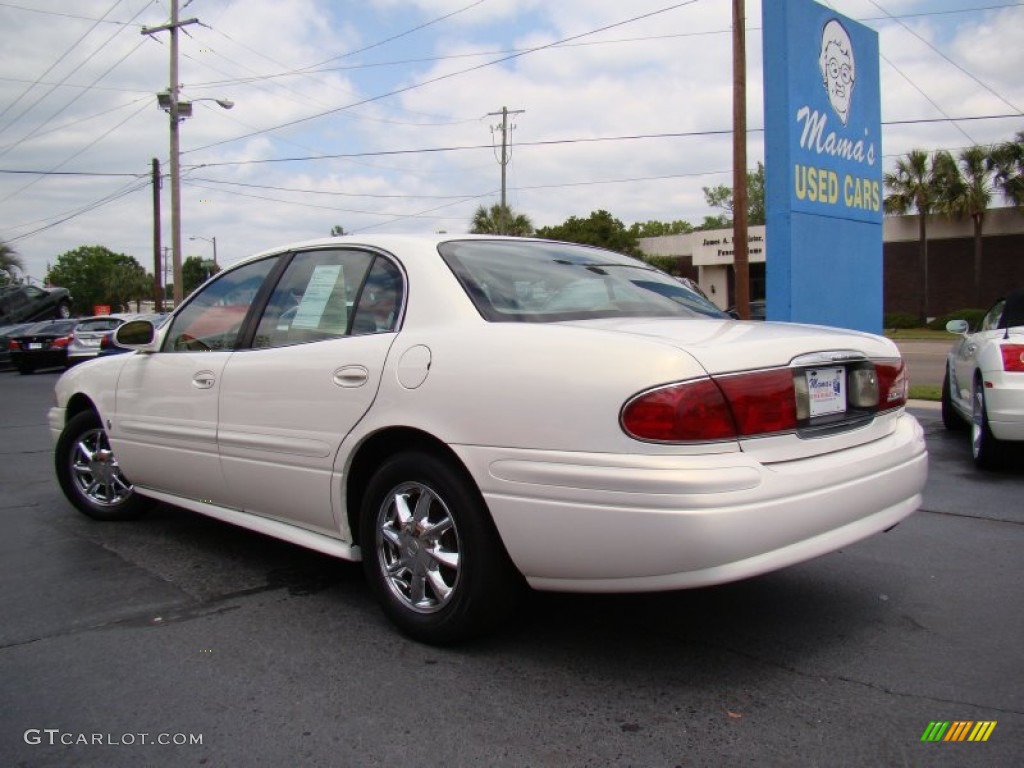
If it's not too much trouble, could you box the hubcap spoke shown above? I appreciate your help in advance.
[69,428,134,507]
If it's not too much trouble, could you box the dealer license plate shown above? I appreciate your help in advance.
[806,367,846,417]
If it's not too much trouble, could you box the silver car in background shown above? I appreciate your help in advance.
[66,315,130,367]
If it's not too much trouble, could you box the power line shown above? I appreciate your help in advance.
[0,1,147,26]
[0,0,128,133]
[0,6,152,158]
[182,1,702,156]
[3,112,1019,179]
[868,0,1021,115]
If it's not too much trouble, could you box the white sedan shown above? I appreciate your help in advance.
[50,235,928,643]
[942,291,1024,467]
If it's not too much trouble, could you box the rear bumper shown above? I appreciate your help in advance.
[455,413,927,592]
[983,371,1024,442]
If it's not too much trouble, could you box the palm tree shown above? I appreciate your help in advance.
[884,150,940,324]
[470,204,534,236]
[0,240,25,284]
[933,147,994,306]
[991,131,1023,207]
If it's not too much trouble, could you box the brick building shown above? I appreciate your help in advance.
[639,207,1023,320]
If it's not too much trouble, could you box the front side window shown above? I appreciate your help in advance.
[164,257,278,352]
[439,239,725,323]
[981,300,1006,332]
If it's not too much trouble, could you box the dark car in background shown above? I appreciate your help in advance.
[0,322,38,369]
[0,285,72,324]
[7,319,78,374]
[727,299,767,321]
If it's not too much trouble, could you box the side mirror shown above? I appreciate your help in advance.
[945,319,970,335]
[114,319,157,350]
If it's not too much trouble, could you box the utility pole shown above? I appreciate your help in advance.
[732,0,750,320]
[142,1,198,305]
[487,106,525,234]
[151,158,163,311]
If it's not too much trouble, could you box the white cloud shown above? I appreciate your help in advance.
[1,0,1021,284]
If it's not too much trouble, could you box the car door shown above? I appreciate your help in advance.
[111,256,280,504]
[216,248,404,536]
[951,299,1005,403]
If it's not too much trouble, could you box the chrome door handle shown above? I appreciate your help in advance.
[333,365,369,388]
[192,371,216,389]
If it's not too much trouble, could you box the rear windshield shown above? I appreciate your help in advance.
[23,320,77,335]
[439,239,725,323]
[76,318,123,332]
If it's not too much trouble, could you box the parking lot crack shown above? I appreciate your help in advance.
[918,506,1023,525]
[711,641,1024,717]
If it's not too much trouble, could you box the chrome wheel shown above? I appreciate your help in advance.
[70,427,134,507]
[55,410,153,520]
[375,481,462,614]
[361,451,521,643]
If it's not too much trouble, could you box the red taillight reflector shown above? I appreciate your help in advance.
[716,369,797,436]
[622,378,737,442]
[7,340,17,351]
[52,335,72,349]
[1000,344,1024,372]
[875,360,907,409]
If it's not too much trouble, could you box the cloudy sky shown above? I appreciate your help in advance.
[1,0,1021,283]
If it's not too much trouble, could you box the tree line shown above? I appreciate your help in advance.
[469,163,767,259]
[0,241,218,317]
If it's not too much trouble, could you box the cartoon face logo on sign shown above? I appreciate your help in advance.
[819,19,855,126]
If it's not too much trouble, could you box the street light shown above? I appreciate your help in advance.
[189,234,218,269]
[155,92,232,305]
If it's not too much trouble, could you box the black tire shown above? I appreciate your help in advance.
[55,301,71,319]
[971,378,1004,470]
[360,451,522,645]
[55,410,154,521]
[941,367,966,431]
[16,362,34,375]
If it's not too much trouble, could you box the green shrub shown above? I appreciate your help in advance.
[640,254,680,275]
[927,309,986,332]
[883,312,919,329]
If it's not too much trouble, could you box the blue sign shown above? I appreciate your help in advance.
[764,0,883,332]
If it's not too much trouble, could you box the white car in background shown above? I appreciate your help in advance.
[942,291,1024,468]
[50,235,928,644]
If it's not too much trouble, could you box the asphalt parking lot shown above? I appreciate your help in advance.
[0,368,1021,767]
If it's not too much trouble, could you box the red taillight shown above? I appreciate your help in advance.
[717,369,797,436]
[51,335,72,349]
[1000,344,1024,372]
[622,378,737,442]
[875,360,907,409]
[100,333,113,350]
[7,340,17,351]
[622,369,797,442]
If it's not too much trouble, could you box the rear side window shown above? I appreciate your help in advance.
[252,249,380,349]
